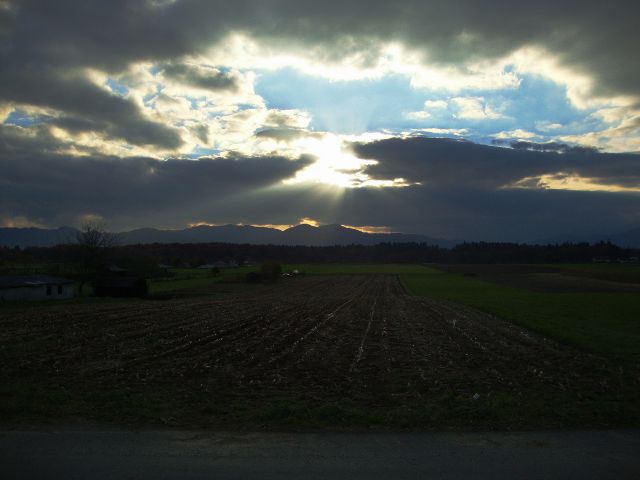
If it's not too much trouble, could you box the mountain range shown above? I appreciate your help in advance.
[1,224,639,248]
[0,224,455,248]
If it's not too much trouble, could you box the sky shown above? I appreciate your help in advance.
[1,0,640,241]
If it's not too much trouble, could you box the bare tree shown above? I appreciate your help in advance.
[75,221,118,294]
[76,221,117,250]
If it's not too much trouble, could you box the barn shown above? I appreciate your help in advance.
[0,275,75,302]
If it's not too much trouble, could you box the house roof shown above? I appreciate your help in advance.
[0,275,74,289]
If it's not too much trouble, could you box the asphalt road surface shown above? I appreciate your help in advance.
[1,428,639,479]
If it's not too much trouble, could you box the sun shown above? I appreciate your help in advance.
[283,135,370,188]
[283,134,407,188]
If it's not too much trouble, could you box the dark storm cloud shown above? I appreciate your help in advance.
[0,124,65,155]
[496,140,598,155]
[140,178,640,242]
[2,127,639,240]
[161,64,242,92]
[334,185,640,241]
[353,137,640,190]
[0,129,311,228]
[3,1,639,101]
[0,66,183,149]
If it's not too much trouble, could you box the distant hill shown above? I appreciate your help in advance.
[119,224,282,245]
[4,223,640,248]
[0,224,454,248]
[0,226,78,248]
[278,224,453,247]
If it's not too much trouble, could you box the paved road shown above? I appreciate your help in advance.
[1,429,639,479]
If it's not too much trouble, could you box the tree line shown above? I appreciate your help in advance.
[2,240,637,271]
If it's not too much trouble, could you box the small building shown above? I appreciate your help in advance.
[0,275,75,302]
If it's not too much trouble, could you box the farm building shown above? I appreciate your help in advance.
[0,275,74,302]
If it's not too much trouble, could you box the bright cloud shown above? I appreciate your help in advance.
[451,97,503,120]
[283,134,410,188]
[493,129,539,140]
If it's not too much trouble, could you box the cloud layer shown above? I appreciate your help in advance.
[3,128,640,240]
[1,0,639,239]
[354,137,640,190]
[2,1,639,154]
[4,1,639,95]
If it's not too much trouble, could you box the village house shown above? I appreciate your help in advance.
[0,275,75,302]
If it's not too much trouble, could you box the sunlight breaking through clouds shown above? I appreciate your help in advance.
[283,135,411,188]
[510,174,640,193]
[1,0,639,237]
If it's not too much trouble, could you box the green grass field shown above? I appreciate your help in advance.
[148,263,428,295]
[550,263,640,284]
[147,266,258,294]
[400,267,640,361]
[147,264,418,293]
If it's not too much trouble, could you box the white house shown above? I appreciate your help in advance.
[0,275,75,302]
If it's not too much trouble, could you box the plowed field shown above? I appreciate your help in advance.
[2,275,638,428]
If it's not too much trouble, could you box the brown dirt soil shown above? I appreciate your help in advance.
[1,275,638,428]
